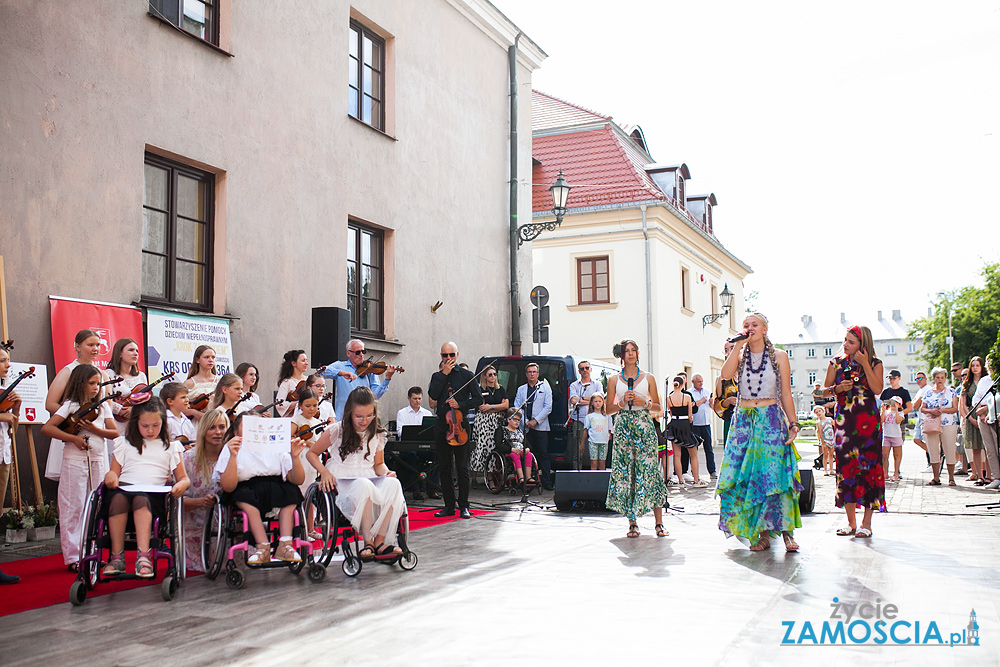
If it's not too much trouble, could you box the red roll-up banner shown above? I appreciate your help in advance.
[49,296,145,372]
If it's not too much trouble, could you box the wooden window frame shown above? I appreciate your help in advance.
[347,220,385,337]
[576,256,610,305]
[141,154,214,311]
[149,0,220,46]
[349,19,386,131]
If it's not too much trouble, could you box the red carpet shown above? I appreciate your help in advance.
[0,508,492,617]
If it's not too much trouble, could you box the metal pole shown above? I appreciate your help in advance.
[948,307,954,373]
[508,35,522,356]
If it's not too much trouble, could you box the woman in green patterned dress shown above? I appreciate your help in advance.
[605,340,668,538]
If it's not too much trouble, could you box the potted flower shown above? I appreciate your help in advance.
[1,508,33,544]
[28,502,58,541]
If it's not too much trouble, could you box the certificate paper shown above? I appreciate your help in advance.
[242,416,292,454]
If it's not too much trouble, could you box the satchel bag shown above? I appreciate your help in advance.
[922,414,941,434]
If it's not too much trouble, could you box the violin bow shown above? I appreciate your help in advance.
[446,364,494,398]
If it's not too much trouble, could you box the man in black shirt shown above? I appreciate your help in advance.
[428,341,483,519]
[879,369,913,437]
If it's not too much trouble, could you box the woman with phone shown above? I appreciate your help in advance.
[822,325,885,538]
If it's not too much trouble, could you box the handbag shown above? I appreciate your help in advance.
[922,415,941,434]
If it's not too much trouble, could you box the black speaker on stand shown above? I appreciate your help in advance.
[311,307,351,408]
[798,467,815,514]
[553,470,612,511]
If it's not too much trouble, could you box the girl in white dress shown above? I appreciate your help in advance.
[307,386,406,559]
[235,363,262,412]
[183,345,218,421]
[209,372,250,416]
[102,398,189,577]
[40,365,120,569]
[44,329,104,482]
[106,338,149,468]
[276,349,310,417]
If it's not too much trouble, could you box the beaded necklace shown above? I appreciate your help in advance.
[745,348,767,398]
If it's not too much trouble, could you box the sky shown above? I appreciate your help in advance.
[494,0,1000,342]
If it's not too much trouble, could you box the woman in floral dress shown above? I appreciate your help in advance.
[821,325,885,538]
[182,408,228,571]
[717,313,803,552]
[605,340,667,538]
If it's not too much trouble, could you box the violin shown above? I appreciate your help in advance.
[355,357,404,378]
[59,392,122,435]
[101,376,124,388]
[318,392,333,406]
[188,392,211,411]
[173,436,194,450]
[0,366,35,413]
[445,389,468,447]
[287,367,327,403]
[249,398,285,416]
[226,392,253,419]
[293,421,329,441]
[113,372,177,422]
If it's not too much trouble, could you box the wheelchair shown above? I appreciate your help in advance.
[484,449,542,496]
[70,484,184,606]
[201,495,326,589]
[302,482,417,577]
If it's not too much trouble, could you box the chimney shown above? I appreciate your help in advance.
[841,312,846,324]
[893,309,901,320]
[801,315,812,327]
[878,310,883,320]
[928,307,932,317]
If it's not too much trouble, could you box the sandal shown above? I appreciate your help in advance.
[856,527,872,538]
[948,480,957,486]
[836,526,856,536]
[375,543,402,558]
[655,524,668,538]
[627,523,640,538]
[247,542,271,565]
[358,545,375,561]
[307,530,323,541]
[102,552,126,576]
[136,552,154,578]
[928,479,942,486]
[66,563,79,573]
[275,540,302,563]
[750,534,771,551]
[782,533,799,552]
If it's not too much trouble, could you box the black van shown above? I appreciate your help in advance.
[474,355,617,471]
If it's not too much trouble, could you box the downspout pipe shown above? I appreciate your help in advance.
[642,204,653,370]
[508,33,522,355]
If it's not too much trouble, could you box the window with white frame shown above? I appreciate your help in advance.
[808,371,817,384]
[824,347,833,356]
[886,344,895,355]
[908,343,917,354]
[807,348,815,358]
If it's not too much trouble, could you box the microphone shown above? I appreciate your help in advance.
[727,332,750,344]
[627,377,634,409]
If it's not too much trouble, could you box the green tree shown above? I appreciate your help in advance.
[908,262,1000,370]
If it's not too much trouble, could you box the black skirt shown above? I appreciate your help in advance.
[666,417,702,449]
[223,475,303,513]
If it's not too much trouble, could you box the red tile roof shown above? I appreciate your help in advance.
[532,124,665,212]
[532,90,611,131]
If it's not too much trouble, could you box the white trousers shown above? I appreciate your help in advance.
[58,455,103,565]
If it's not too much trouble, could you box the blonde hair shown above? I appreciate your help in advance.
[193,408,229,484]
[587,392,607,415]
[209,373,242,410]
[735,313,782,405]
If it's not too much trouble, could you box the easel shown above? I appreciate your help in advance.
[0,256,44,511]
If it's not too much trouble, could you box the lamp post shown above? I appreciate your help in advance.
[702,283,734,328]
[517,170,572,246]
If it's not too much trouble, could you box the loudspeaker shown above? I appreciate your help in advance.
[553,470,612,511]
[798,468,815,514]
[311,307,351,366]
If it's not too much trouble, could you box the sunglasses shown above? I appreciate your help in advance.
[349,349,366,355]
[486,372,496,377]
[441,352,456,358]
[579,367,590,371]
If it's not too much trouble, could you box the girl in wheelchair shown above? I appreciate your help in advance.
[495,408,536,484]
[103,398,189,577]
[212,417,309,565]
[306,386,406,560]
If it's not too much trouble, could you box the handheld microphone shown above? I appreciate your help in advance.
[627,377,634,409]
[727,332,750,344]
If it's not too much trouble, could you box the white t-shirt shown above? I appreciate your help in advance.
[114,438,184,486]
[166,411,197,443]
[583,413,610,444]
[212,444,293,483]
[55,400,113,459]
[972,375,994,410]
[913,385,930,423]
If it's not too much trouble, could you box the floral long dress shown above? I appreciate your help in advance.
[606,409,667,521]
[182,449,221,573]
[832,356,886,511]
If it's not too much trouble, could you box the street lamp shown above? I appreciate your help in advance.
[518,170,572,246]
[702,283,734,328]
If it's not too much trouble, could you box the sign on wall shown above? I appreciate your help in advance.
[5,362,50,424]
[49,296,144,372]
[145,308,234,389]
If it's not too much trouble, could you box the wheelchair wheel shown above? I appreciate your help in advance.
[69,580,88,606]
[342,555,362,577]
[530,457,543,495]
[171,497,186,580]
[484,452,506,494]
[78,489,101,590]
[304,484,335,567]
[202,500,227,580]
[398,551,418,571]
[307,562,326,583]
[288,551,306,574]
[225,568,245,589]
[161,575,179,601]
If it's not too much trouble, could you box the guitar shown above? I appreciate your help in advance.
[59,392,123,435]
[113,372,178,422]
[0,366,35,413]
[712,378,738,418]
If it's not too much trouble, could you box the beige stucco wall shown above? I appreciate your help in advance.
[0,0,540,496]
